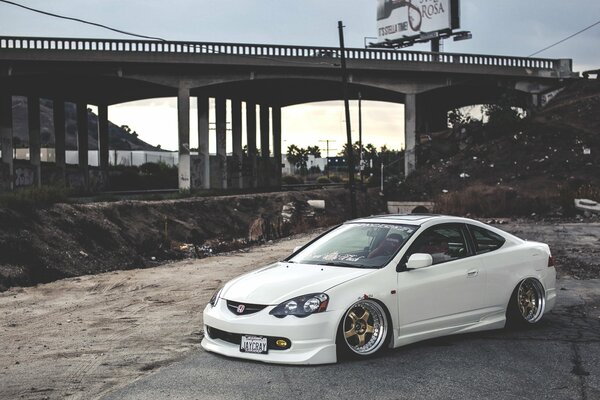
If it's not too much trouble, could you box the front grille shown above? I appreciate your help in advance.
[206,326,291,350]
[226,300,268,315]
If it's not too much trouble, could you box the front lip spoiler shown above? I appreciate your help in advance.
[201,334,338,365]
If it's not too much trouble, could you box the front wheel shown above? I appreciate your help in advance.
[506,278,546,327]
[337,299,389,358]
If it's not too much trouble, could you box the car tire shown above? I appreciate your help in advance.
[506,278,546,328]
[337,299,390,359]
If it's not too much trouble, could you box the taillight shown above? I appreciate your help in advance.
[548,255,555,267]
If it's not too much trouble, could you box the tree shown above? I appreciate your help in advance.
[306,145,322,158]
[481,93,524,137]
[286,144,309,174]
[120,124,138,138]
[242,145,259,156]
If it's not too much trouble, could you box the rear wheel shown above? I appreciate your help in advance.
[506,278,546,327]
[337,299,389,358]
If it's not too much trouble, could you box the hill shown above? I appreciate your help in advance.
[10,97,161,151]
[398,79,600,216]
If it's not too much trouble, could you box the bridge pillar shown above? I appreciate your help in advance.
[177,86,191,190]
[404,93,417,177]
[97,104,109,187]
[272,106,282,188]
[215,97,227,189]
[0,95,14,190]
[197,96,210,189]
[259,105,270,188]
[246,102,258,189]
[231,99,243,189]
[27,97,42,188]
[76,102,89,188]
[53,99,66,185]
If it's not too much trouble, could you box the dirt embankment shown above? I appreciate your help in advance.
[0,188,385,291]
[400,79,600,215]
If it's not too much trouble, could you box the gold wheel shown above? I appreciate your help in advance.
[516,278,545,323]
[341,300,388,356]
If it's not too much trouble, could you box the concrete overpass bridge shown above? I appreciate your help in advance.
[0,36,577,191]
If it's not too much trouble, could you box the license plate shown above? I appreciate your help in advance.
[240,335,268,354]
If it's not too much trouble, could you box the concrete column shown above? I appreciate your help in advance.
[246,102,258,188]
[404,93,417,177]
[53,99,66,184]
[76,102,89,186]
[215,97,227,189]
[272,106,282,187]
[259,105,270,187]
[27,97,41,187]
[231,99,243,189]
[0,95,13,190]
[197,96,210,189]
[177,86,191,190]
[97,104,109,173]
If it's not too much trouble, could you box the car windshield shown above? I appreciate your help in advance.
[288,223,418,269]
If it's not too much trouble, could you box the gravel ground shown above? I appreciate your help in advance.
[0,221,598,400]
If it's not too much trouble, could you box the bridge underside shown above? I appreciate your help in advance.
[0,37,575,192]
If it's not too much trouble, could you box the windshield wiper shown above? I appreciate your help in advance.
[319,261,363,268]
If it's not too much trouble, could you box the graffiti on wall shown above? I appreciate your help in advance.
[14,167,35,187]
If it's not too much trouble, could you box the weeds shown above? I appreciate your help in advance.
[0,186,70,211]
[434,185,552,217]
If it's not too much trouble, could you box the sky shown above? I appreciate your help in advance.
[1,0,599,152]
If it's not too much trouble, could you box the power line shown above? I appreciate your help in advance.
[0,0,344,69]
[528,17,600,57]
[0,0,166,41]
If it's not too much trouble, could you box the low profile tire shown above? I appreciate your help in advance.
[337,299,390,359]
[506,278,546,327]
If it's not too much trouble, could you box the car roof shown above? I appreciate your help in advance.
[349,214,470,226]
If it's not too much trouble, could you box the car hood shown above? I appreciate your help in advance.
[222,262,374,305]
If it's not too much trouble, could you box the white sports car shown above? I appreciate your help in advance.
[201,215,556,364]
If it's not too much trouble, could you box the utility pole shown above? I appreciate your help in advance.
[338,21,357,219]
[358,91,364,185]
[319,139,336,178]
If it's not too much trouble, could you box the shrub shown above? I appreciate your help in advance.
[434,185,552,217]
[316,176,331,184]
[329,175,343,183]
[282,175,303,185]
[0,186,70,211]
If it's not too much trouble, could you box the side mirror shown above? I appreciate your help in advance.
[406,253,433,270]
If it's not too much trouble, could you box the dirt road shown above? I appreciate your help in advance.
[0,221,598,400]
[0,233,317,400]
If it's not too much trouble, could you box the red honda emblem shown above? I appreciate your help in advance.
[236,304,246,314]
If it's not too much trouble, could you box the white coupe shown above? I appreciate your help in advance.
[201,215,556,364]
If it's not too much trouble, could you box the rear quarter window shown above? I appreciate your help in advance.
[470,225,506,254]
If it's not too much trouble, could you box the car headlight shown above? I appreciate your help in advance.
[209,287,223,307]
[270,293,329,318]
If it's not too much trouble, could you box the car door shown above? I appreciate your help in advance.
[396,223,486,338]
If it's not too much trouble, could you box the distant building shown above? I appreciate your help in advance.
[10,148,178,167]
[282,154,328,175]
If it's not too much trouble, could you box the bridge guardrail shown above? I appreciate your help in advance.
[0,36,566,72]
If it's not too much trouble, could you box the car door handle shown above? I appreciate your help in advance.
[467,269,479,277]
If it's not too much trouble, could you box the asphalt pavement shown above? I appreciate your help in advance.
[103,279,600,400]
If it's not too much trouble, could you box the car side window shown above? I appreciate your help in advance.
[403,224,469,266]
[469,225,506,254]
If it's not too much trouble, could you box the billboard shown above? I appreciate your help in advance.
[377,0,460,43]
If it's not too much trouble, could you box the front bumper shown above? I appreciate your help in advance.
[201,300,339,365]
